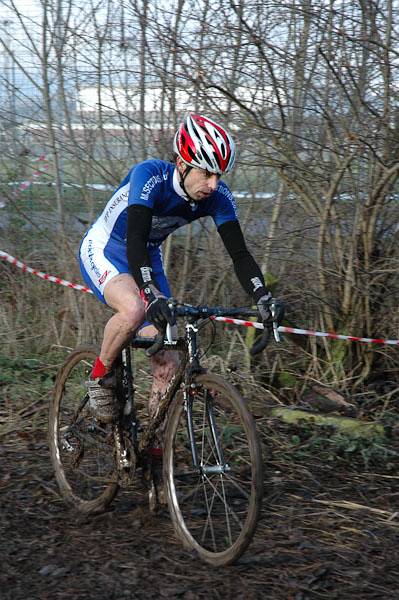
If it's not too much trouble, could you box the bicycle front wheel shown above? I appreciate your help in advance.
[49,346,119,513]
[164,373,263,566]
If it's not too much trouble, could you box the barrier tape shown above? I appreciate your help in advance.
[1,249,398,346]
[10,155,49,199]
[212,317,399,346]
[0,251,93,294]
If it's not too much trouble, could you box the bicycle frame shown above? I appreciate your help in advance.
[115,315,227,478]
[50,301,265,564]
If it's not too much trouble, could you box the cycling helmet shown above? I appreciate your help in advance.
[173,114,236,175]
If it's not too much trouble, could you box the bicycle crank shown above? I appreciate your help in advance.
[114,424,136,486]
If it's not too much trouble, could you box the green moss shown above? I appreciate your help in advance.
[271,407,385,439]
[277,371,298,388]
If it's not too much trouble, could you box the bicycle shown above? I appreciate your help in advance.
[49,300,277,566]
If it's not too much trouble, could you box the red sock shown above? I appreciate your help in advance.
[149,447,163,459]
[91,356,109,380]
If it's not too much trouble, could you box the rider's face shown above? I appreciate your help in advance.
[176,158,221,201]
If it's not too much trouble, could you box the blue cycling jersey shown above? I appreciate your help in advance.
[93,159,238,247]
[79,159,239,303]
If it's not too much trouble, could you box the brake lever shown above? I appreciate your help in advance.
[250,301,281,356]
[250,324,270,356]
[146,330,166,357]
[270,302,281,343]
[166,323,174,344]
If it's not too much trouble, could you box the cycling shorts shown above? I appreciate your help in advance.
[79,230,171,305]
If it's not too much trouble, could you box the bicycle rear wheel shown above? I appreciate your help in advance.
[164,373,263,566]
[49,346,119,513]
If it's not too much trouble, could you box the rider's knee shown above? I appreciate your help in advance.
[118,296,145,328]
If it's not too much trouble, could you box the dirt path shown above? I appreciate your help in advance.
[1,419,398,600]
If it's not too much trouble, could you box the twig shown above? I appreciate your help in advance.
[312,499,398,520]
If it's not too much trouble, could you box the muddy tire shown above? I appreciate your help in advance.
[164,373,263,566]
[49,346,119,513]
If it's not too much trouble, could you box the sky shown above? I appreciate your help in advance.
[0,0,41,20]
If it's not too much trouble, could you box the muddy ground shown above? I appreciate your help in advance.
[1,405,399,600]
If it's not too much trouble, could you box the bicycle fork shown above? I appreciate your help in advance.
[184,323,230,476]
[184,386,230,476]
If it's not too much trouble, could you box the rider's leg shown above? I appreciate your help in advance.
[86,273,145,423]
[100,273,145,371]
[97,275,179,415]
[137,324,180,419]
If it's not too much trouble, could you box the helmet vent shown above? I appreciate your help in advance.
[187,146,196,159]
[174,114,236,174]
[202,150,213,168]
[192,122,199,135]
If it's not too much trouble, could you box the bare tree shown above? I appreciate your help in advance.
[1,0,398,394]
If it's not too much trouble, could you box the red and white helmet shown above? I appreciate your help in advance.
[173,114,236,175]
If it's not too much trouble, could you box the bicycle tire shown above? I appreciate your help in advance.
[164,372,263,566]
[49,346,119,513]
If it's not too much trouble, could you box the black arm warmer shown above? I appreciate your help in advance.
[126,204,154,288]
[218,220,268,302]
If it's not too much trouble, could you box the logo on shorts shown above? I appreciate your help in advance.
[88,239,101,278]
[98,270,109,285]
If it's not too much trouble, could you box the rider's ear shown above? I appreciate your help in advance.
[176,157,187,174]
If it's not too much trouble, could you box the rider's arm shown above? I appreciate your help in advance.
[127,204,175,328]
[126,204,156,289]
[126,160,165,291]
[217,219,270,302]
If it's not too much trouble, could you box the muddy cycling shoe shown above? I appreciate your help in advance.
[86,372,118,424]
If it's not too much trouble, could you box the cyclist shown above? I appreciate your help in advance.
[79,114,282,427]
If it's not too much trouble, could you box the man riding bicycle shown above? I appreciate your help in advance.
[79,114,282,429]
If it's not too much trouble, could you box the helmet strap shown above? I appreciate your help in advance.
[179,165,197,206]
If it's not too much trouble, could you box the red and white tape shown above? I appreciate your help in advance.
[212,317,399,346]
[1,249,398,346]
[0,251,93,294]
[10,155,49,199]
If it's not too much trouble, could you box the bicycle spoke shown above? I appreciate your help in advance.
[201,472,244,530]
[200,398,207,467]
[49,347,118,511]
[200,475,234,550]
[220,475,233,547]
[165,373,262,564]
[201,477,218,550]
[219,472,252,501]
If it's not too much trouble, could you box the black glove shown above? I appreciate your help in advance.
[142,286,176,331]
[251,293,285,356]
[257,293,285,325]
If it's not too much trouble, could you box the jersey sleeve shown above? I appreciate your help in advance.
[128,160,164,210]
[210,182,238,228]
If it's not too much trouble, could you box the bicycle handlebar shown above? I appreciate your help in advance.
[174,304,259,319]
[144,300,280,357]
[146,331,168,357]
